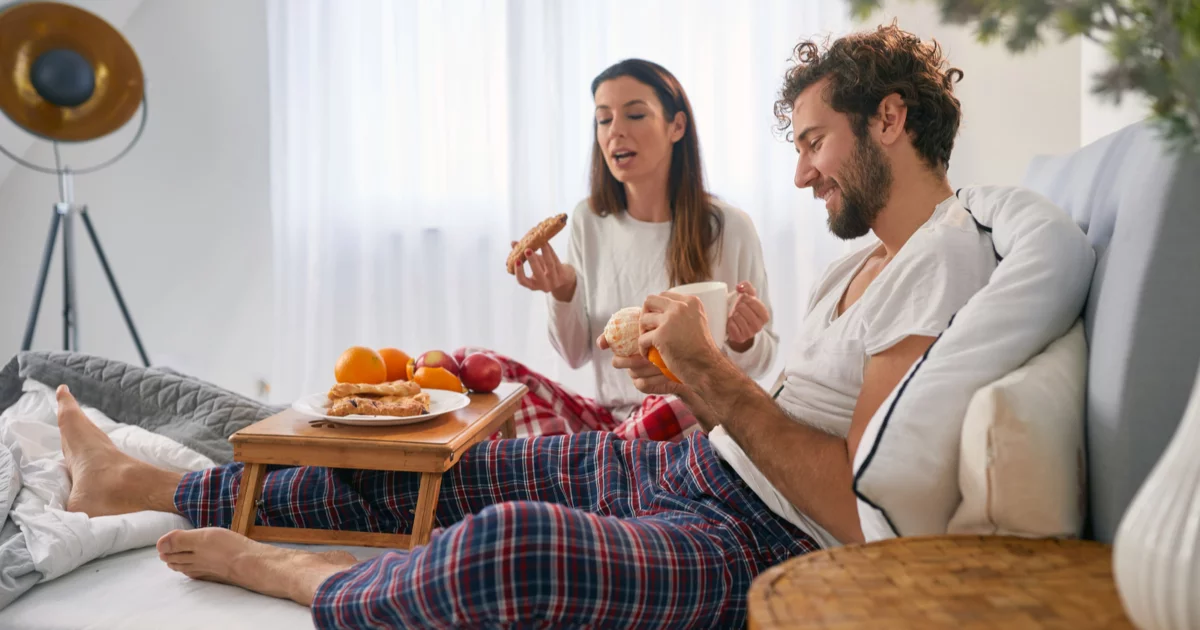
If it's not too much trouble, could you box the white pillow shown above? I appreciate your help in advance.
[948,320,1088,537]
[853,186,1095,540]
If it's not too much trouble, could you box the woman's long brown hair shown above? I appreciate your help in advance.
[589,59,723,287]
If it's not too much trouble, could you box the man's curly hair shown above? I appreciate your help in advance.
[775,24,965,172]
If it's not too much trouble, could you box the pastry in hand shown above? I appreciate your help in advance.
[507,213,568,274]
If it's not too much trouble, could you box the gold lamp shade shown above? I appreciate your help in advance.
[0,1,143,143]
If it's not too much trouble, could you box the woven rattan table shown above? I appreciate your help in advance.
[748,535,1136,629]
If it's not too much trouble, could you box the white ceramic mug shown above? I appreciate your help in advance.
[670,281,728,345]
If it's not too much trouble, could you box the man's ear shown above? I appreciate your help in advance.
[669,111,687,143]
[875,93,908,147]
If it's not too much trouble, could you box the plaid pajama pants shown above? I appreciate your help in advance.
[175,432,819,629]
[452,348,698,442]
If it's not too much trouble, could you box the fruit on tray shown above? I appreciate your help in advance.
[413,366,465,392]
[460,353,502,393]
[334,346,388,385]
[378,348,412,382]
[414,350,461,377]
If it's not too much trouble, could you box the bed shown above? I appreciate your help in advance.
[0,544,382,630]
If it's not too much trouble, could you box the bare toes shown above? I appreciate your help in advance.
[172,565,209,580]
[56,384,79,409]
[157,529,193,555]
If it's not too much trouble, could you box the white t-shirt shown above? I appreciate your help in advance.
[547,198,779,419]
[709,195,997,548]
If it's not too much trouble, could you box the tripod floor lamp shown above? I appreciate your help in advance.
[0,1,150,366]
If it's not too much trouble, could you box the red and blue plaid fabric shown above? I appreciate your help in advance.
[452,347,698,442]
[175,432,819,629]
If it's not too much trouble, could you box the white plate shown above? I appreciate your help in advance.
[291,388,471,426]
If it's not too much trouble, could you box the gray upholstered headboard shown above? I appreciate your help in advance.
[1022,122,1200,543]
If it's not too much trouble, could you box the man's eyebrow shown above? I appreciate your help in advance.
[795,125,822,144]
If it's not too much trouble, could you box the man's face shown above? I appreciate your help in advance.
[790,80,893,240]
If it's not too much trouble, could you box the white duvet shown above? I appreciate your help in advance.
[0,380,214,582]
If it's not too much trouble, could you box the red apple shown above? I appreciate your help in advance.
[460,353,502,393]
[415,350,460,377]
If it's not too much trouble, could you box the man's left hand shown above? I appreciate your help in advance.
[613,352,688,397]
[596,332,686,395]
[599,331,719,430]
[638,292,722,383]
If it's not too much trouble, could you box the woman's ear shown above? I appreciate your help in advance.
[669,111,687,143]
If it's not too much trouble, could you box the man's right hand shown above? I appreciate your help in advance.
[514,241,576,302]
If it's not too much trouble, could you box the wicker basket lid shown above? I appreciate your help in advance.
[748,535,1135,629]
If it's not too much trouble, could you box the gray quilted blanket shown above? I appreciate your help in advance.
[0,351,283,609]
[0,351,282,464]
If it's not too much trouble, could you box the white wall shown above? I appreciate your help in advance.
[0,0,272,398]
[1080,38,1150,145]
[858,1,1082,187]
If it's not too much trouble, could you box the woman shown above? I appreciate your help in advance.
[459,59,777,441]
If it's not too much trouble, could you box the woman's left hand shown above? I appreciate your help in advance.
[727,282,769,350]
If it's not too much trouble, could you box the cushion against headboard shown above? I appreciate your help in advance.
[1022,122,1200,542]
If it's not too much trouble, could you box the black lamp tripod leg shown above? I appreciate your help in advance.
[21,206,62,352]
[79,207,150,367]
[62,203,77,351]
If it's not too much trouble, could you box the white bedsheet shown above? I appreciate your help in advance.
[0,380,213,583]
[0,543,384,630]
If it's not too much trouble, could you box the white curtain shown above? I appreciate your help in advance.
[266,0,850,403]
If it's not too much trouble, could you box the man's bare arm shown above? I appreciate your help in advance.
[680,334,936,544]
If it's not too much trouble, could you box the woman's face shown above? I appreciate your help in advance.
[594,76,685,185]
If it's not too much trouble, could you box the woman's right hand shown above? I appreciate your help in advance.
[514,241,577,302]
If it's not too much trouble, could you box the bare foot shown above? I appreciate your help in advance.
[56,385,183,517]
[157,528,359,606]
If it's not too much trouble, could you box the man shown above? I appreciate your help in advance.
[54,25,995,629]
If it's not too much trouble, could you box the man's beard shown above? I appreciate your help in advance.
[828,133,893,240]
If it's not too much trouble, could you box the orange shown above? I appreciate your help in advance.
[406,357,416,381]
[414,366,465,392]
[334,346,388,384]
[378,348,412,382]
[648,347,680,383]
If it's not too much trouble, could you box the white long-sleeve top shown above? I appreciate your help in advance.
[546,198,779,420]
